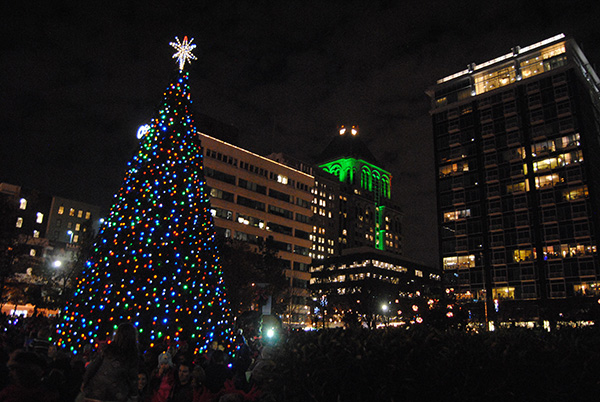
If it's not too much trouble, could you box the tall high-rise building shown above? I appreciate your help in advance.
[272,127,433,327]
[315,125,403,257]
[429,34,600,322]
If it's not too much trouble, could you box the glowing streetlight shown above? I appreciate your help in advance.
[67,230,74,243]
[53,260,62,268]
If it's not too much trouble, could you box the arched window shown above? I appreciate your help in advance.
[361,167,371,191]
[382,176,390,199]
[372,170,381,198]
[330,164,342,178]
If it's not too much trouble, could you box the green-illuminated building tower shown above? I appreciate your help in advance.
[305,127,441,327]
[313,125,403,259]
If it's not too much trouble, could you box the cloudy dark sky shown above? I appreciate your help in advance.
[1,0,599,266]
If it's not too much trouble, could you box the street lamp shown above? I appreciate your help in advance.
[381,303,390,327]
[67,230,74,243]
[53,260,62,268]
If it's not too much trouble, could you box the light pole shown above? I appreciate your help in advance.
[381,303,389,327]
[67,230,74,243]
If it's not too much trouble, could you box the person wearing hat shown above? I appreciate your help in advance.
[149,352,175,402]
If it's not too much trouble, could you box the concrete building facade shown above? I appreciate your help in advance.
[199,133,314,326]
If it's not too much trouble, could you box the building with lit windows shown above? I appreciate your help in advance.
[273,127,425,326]
[198,132,314,326]
[314,126,403,258]
[46,196,102,244]
[429,34,600,322]
[0,183,53,283]
[310,247,440,326]
[0,183,101,314]
[273,126,403,262]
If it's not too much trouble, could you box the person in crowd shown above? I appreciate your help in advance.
[138,370,152,402]
[231,333,252,392]
[202,341,219,367]
[191,365,211,402]
[204,349,232,394]
[0,349,59,402]
[30,327,52,361]
[44,346,77,401]
[150,351,176,402]
[248,340,277,396]
[168,358,194,402]
[79,322,140,402]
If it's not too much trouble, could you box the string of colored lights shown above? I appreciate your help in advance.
[56,69,234,355]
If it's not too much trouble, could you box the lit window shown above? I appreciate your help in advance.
[29,249,36,257]
[75,223,81,231]
[78,210,83,218]
[473,64,517,95]
[16,217,23,228]
[19,198,27,210]
[73,234,79,243]
[492,287,516,300]
[514,249,535,262]
[69,208,75,216]
[277,174,288,184]
[443,255,476,270]
[58,206,64,215]
[36,212,44,224]
[85,211,91,219]
[33,230,40,238]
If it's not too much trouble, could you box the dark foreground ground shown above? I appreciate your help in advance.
[261,326,600,402]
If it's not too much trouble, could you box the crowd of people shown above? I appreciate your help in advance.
[5,312,600,401]
[0,313,271,402]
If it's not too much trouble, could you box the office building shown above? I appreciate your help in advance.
[429,34,600,321]
[310,247,440,326]
[199,132,314,326]
[0,183,102,314]
[277,127,431,326]
[272,126,403,261]
[46,196,102,245]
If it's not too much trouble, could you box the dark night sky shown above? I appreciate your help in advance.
[1,0,599,266]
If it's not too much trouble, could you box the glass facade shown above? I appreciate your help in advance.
[431,36,600,319]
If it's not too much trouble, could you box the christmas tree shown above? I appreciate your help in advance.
[57,37,234,354]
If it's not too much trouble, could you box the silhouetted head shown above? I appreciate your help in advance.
[113,322,138,350]
[107,322,139,361]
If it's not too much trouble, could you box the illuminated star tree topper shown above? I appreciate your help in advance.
[170,36,197,71]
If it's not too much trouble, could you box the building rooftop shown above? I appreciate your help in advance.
[317,125,379,166]
[436,33,567,85]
